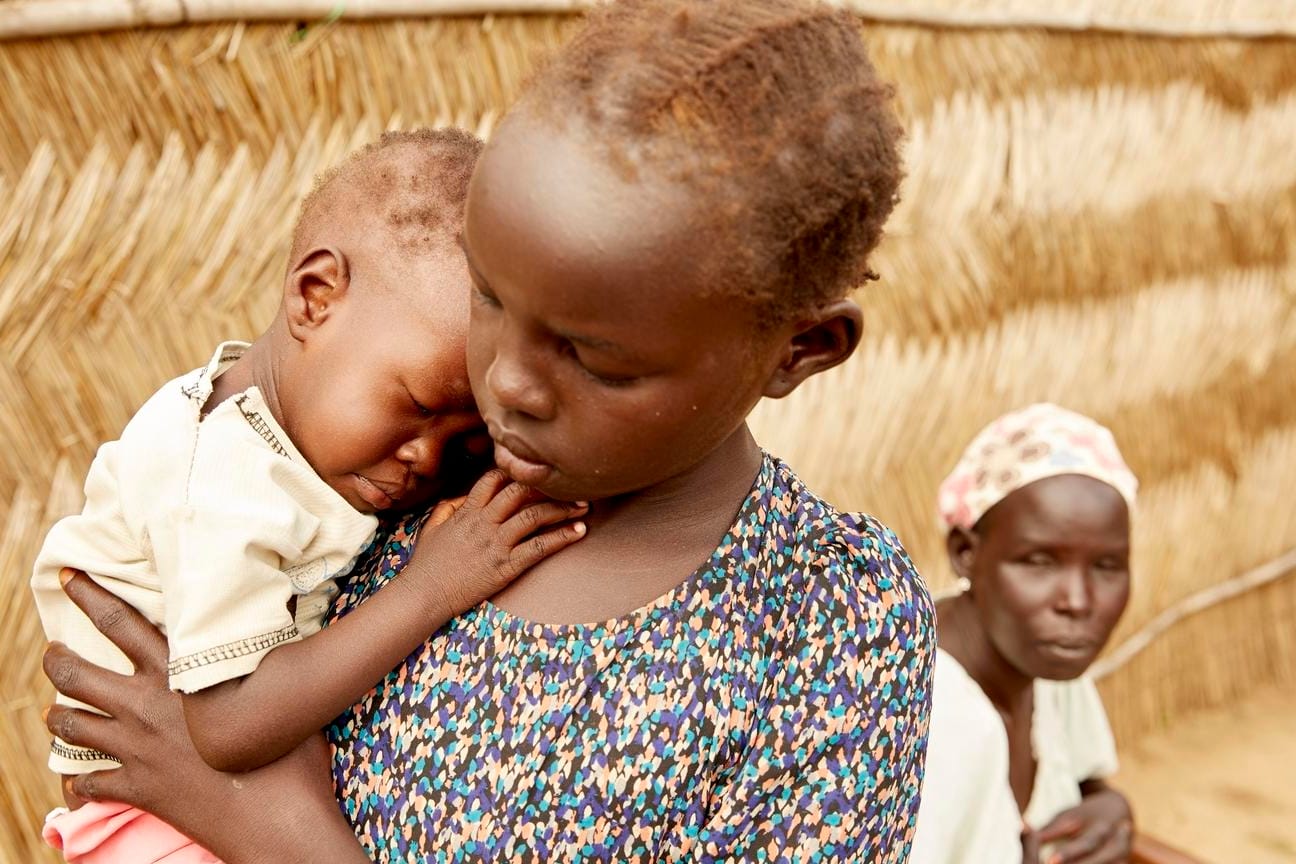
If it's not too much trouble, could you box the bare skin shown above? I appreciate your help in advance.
[170,235,588,773]
[176,473,586,774]
[43,109,872,858]
[940,473,1135,864]
[463,110,862,625]
[165,143,593,774]
[58,140,589,790]
[46,571,370,863]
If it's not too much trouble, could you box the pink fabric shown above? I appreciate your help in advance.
[43,801,221,863]
[937,403,1137,531]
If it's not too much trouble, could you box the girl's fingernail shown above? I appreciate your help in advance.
[58,568,74,587]
[41,706,50,723]
[575,501,589,508]
[573,521,587,535]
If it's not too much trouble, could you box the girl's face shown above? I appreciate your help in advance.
[952,474,1132,681]
[460,117,784,502]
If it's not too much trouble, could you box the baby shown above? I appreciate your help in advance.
[32,129,588,859]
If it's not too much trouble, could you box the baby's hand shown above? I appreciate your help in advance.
[407,469,587,614]
[424,495,469,528]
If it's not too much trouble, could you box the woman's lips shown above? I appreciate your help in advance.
[1037,639,1098,661]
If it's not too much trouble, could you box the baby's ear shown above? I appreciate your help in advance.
[761,298,862,399]
[284,246,350,342]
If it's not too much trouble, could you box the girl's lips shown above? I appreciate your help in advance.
[493,439,553,486]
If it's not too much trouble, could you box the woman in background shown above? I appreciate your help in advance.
[911,403,1137,864]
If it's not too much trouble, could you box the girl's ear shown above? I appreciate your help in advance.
[946,527,978,583]
[284,247,350,343]
[762,298,862,399]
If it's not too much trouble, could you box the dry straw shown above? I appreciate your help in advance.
[3,0,1295,39]
[1,9,1294,863]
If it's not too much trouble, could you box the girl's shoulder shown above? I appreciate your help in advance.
[761,454,932,615]
[764,454,919,568]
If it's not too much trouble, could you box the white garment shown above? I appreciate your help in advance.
[32,342,377,774]
[910,649,1119,864]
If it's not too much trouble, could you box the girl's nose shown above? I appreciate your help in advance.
[485,339,556,421]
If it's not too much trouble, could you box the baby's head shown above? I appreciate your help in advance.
[461,0,902,500]
[275,128,490,513]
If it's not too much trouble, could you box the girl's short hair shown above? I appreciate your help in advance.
[524,0,904,317]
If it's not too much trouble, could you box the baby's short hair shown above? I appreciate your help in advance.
[292,128,485,262]
[524,0,903,318]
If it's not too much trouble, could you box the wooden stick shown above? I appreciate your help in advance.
[1092,547,1296,681]
[0,0,585,40]
[849,1,1296,38]
[2,0,1295,41]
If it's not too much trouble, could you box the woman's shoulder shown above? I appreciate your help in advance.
[1034,674,1119,780]
[931,650,1004,736]
[912,650,1021,864]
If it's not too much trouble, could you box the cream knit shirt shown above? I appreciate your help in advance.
[32,343,377,774]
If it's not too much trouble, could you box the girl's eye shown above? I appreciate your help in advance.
[1022,552,1056,568]
[584,368,638,388]
[1093,557,1127,574]
[563,342,638,388]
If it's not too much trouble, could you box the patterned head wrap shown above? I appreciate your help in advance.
[937,403,1137,532]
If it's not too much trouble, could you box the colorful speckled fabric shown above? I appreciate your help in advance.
[328,454,934,863]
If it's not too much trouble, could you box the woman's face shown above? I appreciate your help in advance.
[459,114,783,502]
[953,474,1131,681]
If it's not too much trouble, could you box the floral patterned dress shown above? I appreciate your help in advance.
[328,454,934,863]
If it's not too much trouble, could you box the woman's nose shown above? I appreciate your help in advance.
[1055,567,1092,616]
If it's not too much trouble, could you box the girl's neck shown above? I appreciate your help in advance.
[488,425,765,625]
[585,426,765,541]
[938,593,1034,713]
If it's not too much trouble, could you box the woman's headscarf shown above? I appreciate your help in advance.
[937,403,1138,532]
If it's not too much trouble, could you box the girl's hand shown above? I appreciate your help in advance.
[1030,785,1134,864]
[406,469,587,613]
[43,570,367,864]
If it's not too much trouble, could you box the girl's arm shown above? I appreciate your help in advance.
[44,570,370,864]
[182,472,586,773]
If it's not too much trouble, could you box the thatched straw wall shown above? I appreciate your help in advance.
[1,7,1293,862]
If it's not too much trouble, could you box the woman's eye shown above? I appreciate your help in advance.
[1094,557,1127,573]
[1022,552,1055,567]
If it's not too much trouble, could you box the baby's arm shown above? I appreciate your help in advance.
[181,470,586,773]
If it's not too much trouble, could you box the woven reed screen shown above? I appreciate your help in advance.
[1,10,1293,863]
